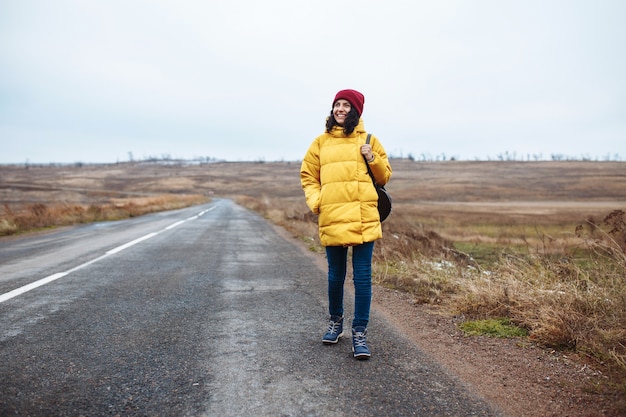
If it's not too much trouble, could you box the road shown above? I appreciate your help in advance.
[0,199,500,416]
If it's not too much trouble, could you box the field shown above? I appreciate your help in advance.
[2,159,626,404]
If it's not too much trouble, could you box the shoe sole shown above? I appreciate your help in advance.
[352,345,371,359]
[322,331,344,344]
[353,351,371,360]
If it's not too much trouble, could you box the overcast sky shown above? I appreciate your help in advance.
[1,0,625,164]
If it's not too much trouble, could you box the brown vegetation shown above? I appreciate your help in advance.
[0,194,208,236]
[1,159,625,412]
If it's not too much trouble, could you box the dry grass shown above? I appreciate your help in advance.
[1,159,625,391]
[0,194,208,236]
[455,236,625,353]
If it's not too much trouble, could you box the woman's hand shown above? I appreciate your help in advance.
[360,144,374,162]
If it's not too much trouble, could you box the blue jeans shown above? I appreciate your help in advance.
[325,241,374,328]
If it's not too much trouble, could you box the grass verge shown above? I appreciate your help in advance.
[1,194,209,236]
[458,318,529,338]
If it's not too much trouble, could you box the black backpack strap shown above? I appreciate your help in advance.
[363,133,376,185]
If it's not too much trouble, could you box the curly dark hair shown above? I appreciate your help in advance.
[325,107,360,135]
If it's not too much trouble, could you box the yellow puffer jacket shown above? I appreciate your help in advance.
[300,119,392,247]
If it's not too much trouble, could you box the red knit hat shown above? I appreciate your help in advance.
[333,89,365,116]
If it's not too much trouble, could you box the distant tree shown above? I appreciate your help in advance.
[604,153,621,161]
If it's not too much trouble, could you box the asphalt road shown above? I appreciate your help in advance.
[0,199,500,416]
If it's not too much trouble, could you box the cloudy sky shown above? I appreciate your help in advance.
[1,0,625,163]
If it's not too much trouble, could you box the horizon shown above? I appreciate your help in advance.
[2,153,624,167]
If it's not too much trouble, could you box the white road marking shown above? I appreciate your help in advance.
[0,272,68,303]
[165,221,186,230]
[106,232,158,255]
[0,204,218,304]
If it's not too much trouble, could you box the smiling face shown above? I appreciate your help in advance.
[332,99,352,126]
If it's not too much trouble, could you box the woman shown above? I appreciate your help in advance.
[300,89,392,360]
